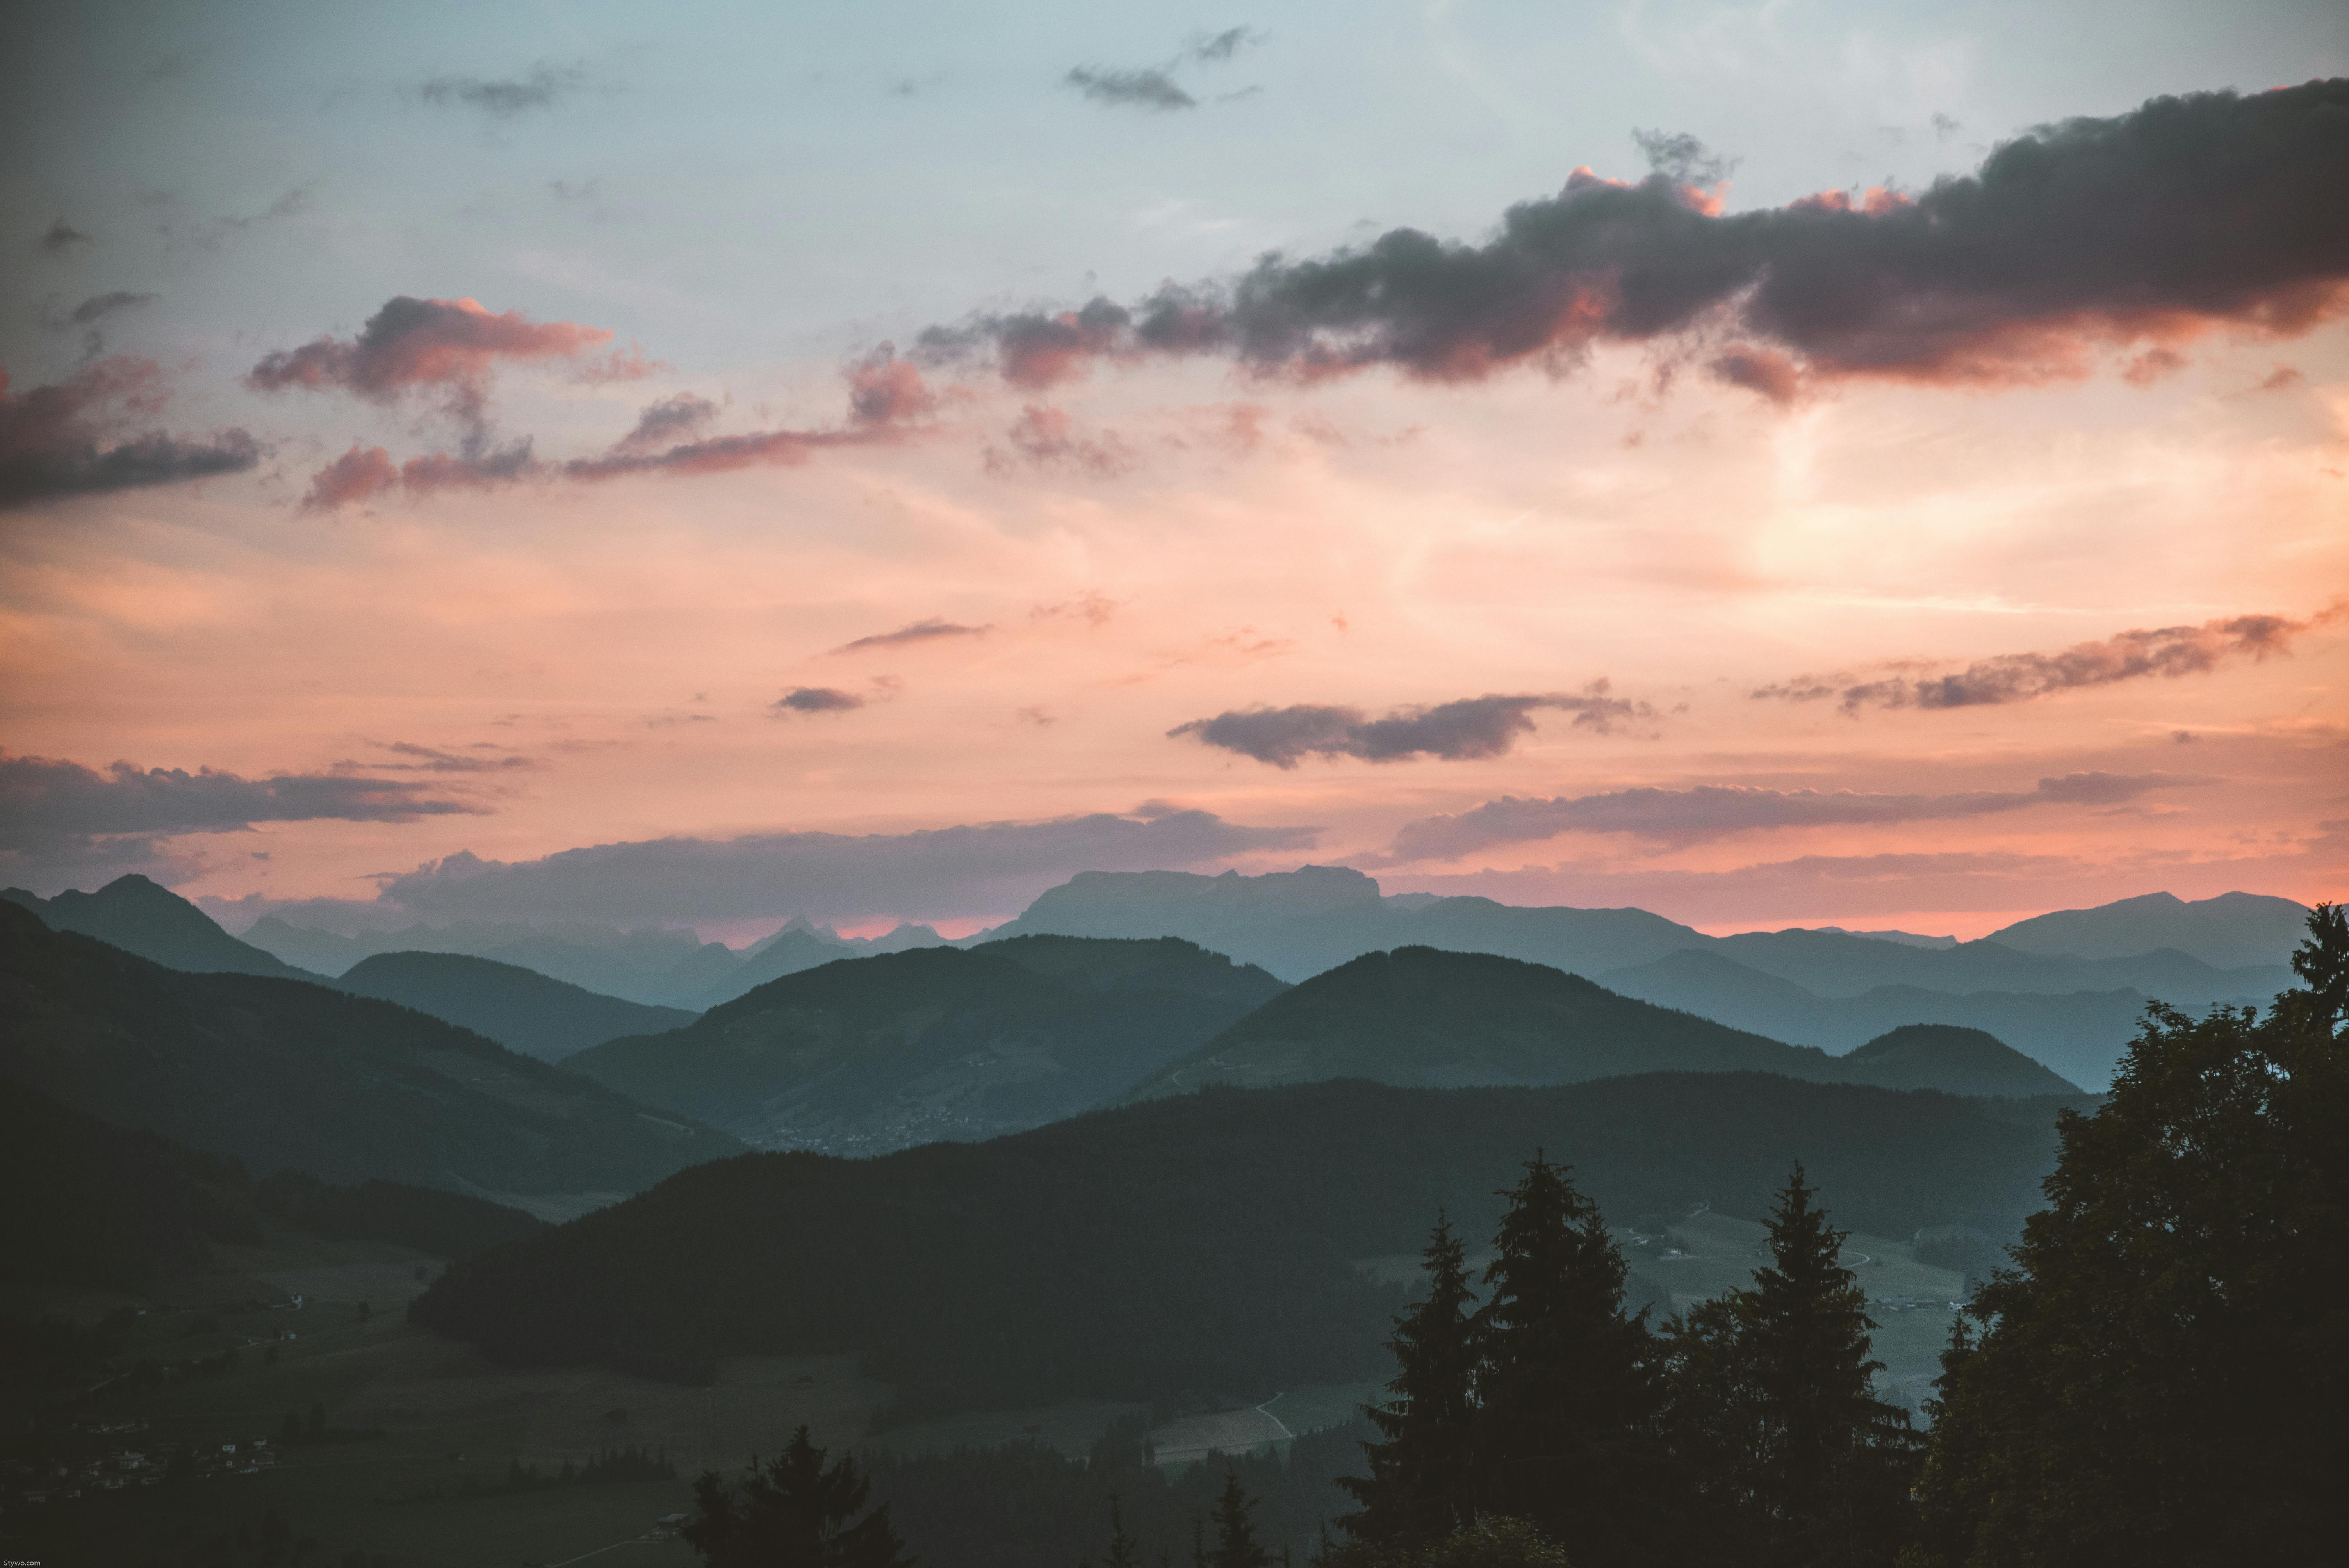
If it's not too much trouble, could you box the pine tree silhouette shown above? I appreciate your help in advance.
[1472,1151,1658,1564]
[1338,1212,1478,1544]
[680,1425,912,1568]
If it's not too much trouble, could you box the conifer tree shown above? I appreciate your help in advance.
[1660,1166,1918,1567]
[1472,1151,1658,1564]
[1915,904,2349,1566]
[1338,1212,1479,1544]
[1209,1472,1273,1568]
[1103,1492,1141,1568]
[681,1425,912,1568]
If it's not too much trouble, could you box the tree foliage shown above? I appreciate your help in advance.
[682,1425,912,1568]
[1340,1213,1479,1544]
[1914,903,2349,1566]
[1472,1152,1659,1560]
[1658,1166,1919,1566]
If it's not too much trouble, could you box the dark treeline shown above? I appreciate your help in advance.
[251,1170,547,1258]
[413,1070,2057,1413]
[866,1419,1365,1568]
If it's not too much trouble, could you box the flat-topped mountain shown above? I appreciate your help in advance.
[4,874,313,978]
[565,934,1289,1151]
[1983,890,2310,969]
[0,902,742,1208]
[335,950,696,1062]
[1125,945,1837,1096]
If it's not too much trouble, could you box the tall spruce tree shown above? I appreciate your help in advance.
[1472,1151,1658,1564]
[1742,1167,1917,1566]
[1914,904,2349,1566]
[681,1425,912,1568]
[1210,1475,1273,1568]
[1338,1213,1479,1545]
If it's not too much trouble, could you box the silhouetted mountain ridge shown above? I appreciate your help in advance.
[334,950,696,1062]
[0,902,743,1206]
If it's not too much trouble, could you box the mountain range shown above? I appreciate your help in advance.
[233,907,954,1007]
[986,869,2301,1087]
[565,935,1289,1151]
[0,901,742,1213]
[1123,946,2076,1099]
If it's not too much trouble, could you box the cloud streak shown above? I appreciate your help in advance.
[1754,610,2338,713]
[288,337,937,507]
[0,359,260,511]
[921,80,2349,392]
[419,65,587,117]
[831,617,991,654]
[1384,772,2198,862]
[1171,687,1649,767]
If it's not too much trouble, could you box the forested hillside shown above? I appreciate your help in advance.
[412,1071,2058,1414]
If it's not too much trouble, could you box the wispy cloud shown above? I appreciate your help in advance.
[419,64,588,118]
[1754,610,2340,713]
[831,617,992,654]
[1384,772,2200,862]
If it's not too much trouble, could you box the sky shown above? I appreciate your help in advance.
[3,0,2345,942]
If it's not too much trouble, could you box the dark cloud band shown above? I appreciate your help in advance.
[1171,687,1648,768]
[0,750,481,858]
[362,808,1319,925]
[922,80,2349,392]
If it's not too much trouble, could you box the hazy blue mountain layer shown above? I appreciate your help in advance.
[1982,889,2310,968]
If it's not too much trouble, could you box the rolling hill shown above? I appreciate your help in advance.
[0,902,743,1210]
[1124,945,1841,1096]
[333,950,697,1062]
[1831,1024,2081,1097]
[566,935,1288,1151]
[412,1071,2064,1415]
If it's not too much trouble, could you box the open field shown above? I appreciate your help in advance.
[868,1398,1147,1461]
[2,1240,888,1568]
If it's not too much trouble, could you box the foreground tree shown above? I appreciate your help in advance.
[1472,1153,1658,1564]
[1915,903,2349,1566]
[682,1425,912,1568]
[1339,1213,1479,1545]
[1662,1166,1918,1567]
[1209,1472,1274,1568]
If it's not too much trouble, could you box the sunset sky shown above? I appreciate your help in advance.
[4,0,2345,941]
